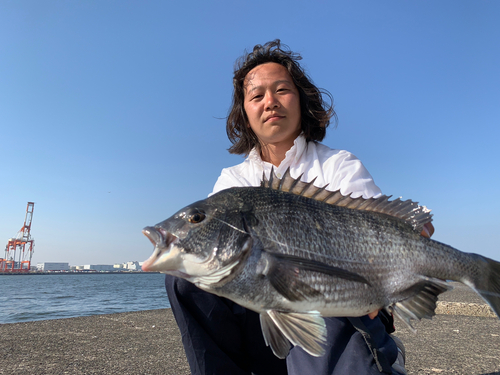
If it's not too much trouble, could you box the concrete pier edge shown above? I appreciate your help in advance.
[436,301,496,318]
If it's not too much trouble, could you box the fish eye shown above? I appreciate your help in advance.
[188,210,206,224]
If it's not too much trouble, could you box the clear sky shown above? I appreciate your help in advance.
[1,1,499,266]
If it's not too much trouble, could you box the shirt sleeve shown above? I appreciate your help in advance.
[322,151,382,199]
[210,166,253,196]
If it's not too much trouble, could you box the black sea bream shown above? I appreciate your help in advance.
[142,169,500,358]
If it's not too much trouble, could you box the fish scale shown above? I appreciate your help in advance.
[142,168,500,358]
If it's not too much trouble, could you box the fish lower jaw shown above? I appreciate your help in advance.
[162,270,191,278]
[142,243,185,273]
[143,260,192,278]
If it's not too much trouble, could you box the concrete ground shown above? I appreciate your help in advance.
[0,282,498,375]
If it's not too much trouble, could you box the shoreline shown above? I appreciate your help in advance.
[0,271,159,276]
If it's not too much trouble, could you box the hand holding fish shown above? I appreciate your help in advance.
[421,222,435,238]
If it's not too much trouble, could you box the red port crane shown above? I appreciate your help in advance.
[0,202,35,273]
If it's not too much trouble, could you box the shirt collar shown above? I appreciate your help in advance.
[248,133,307,169]
[283,133,307,165]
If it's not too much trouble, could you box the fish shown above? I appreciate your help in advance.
[141,168,500,358]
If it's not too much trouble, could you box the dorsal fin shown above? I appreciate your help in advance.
[261,167,432,233]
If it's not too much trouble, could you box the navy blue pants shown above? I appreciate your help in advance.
[165,275,398,375]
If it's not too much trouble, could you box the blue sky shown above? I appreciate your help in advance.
[1,1,499,266]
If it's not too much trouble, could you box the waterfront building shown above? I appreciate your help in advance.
[125,261,140,270]
[37,262,70,271]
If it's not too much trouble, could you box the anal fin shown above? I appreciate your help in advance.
[390,277,453,331]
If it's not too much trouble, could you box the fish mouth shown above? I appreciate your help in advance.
[142,226,173,248]
[141,226,183,273]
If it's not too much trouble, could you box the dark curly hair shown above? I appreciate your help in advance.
[227,39,336,155]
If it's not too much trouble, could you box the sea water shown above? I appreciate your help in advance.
[0,273,169,324]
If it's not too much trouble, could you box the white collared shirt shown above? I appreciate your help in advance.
[211,134,382,199]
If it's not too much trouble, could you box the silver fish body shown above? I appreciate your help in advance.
[142,169,500,358]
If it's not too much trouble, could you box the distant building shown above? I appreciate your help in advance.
[125,261,141,271]
[37,262,70,271]
[83,264,115,271]
[110,261,142,271]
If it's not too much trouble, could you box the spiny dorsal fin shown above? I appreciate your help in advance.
[261,167,432,233]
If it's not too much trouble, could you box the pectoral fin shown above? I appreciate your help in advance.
[262,251,370,302]
[260,310,327,357]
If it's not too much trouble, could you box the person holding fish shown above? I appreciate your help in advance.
[163,40,435,375]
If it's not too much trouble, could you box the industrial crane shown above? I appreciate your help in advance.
[0,202,35,273]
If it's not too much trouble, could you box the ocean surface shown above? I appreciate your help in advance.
[0,273,170,324]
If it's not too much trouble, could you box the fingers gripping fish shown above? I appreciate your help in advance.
[142,168,500,359]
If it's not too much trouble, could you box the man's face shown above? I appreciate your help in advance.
[243,62,301,149]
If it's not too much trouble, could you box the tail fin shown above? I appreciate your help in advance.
[466,254,500,319]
